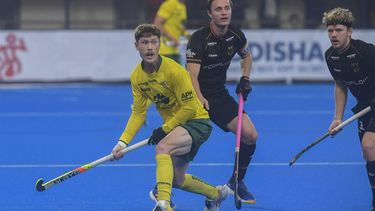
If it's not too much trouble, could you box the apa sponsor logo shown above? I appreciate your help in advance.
[249,41,324,62]
[181,90,193,102]
[0,33,27,79]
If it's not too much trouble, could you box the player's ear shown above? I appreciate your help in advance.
[347,27,353,36]
[135,41,139,50]
[207,10,212,19]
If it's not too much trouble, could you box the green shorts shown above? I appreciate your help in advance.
[178,118,212,161]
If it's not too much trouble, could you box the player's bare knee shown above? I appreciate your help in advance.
[362,136,375,155]
[242,131,258,145]
[155,142,171,154]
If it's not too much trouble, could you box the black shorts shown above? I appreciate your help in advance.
[357,110,375,141]
[205,89,245,132]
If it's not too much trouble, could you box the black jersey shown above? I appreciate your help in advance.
[325,39,375,104]
[186,24,248,97]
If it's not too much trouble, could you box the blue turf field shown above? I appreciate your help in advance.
[0,83,371,211]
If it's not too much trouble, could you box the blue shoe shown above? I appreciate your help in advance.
[226,180,256,204]
[149,186,176,209]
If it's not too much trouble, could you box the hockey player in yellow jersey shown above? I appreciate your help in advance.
[154,0,189,64]
[111,24,229,211]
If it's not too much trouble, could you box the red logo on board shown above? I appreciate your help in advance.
[0,33,27,79]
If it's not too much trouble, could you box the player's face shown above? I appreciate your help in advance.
[135,35,160,64]
[208,0,232,27]
[327,24,352,52]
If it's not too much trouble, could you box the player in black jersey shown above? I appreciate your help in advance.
[323,7,375,209]
[186,0,257,204]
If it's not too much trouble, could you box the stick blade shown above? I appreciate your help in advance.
[35,178,46,192]
[289,158,297,166]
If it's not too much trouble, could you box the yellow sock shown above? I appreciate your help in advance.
[180,174,218,200]
[156,154,173,202]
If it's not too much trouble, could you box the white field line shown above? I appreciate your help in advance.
[0,110,332,117]
[0,162,365,168]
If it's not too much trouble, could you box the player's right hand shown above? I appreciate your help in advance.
[328,119,342,136]
[111,141,127,160]
[199,96,209,110]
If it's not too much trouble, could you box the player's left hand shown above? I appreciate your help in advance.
[148,127,167,145]
[236,76,252,101]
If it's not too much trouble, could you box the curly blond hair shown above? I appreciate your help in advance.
[322,7,355,27]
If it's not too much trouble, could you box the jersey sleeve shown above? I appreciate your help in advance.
[186,31,204,64]
[235,29,249,59]
[119,76,148,144]
[161,66,198,132]
[360,41,375,73]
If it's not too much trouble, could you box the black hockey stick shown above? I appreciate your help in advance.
[289,106,371,166]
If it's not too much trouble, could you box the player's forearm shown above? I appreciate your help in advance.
[240,54,252,78]
[333,81,348,120]
[119,112,146,144]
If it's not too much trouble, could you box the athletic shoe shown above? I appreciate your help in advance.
[226,180,256,204]
[152,200,173,211]
[204,185,230,211]
[149,186,176,209]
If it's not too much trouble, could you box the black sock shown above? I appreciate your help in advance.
[366,160,375,206]
[230,143,256,183]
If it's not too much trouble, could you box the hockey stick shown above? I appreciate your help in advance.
[234,94,244,209]
[289,106,371,166]
[35,139,148,192]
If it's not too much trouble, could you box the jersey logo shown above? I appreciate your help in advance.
[225,36,234,42]
[154,93,170,104]
[186,49,196,58]
[207,42,217,46]
[330,56,340,60]
[333,68,342,72]
[208,54,217,58]
[227,45,234,56]
[351,62,360,72]
[347,53,356,59]
[181,90,193,102]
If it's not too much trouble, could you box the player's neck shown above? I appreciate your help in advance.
[142,56,162,73]
[210,21,228,38]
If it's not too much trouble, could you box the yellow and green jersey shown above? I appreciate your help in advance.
[157,0,187,55]
[119,56,208,144]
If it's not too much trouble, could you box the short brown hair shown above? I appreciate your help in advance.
[134,24,161,42]
[207,0,233,11]
[322,7,355,27]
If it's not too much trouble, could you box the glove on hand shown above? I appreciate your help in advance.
[148,127,167,145]
[236,76,252,101]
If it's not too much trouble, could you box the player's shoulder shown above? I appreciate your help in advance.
[130,63,143,81]
[160,56,184,71]
[227,24,245,36]
[351,39,375,51]
[190,25,210,39]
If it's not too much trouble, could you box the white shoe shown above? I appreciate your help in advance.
[203,185,230,211]
[152,200,173,211]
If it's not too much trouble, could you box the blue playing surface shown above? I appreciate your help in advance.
[0,83,371,211]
